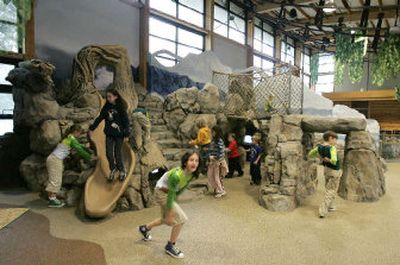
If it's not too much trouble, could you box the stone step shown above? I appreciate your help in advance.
[151,131,176,140]
[157,139,185,149]
[138,101,163,110]
[162,148,188,161]
[148,112,163,119]
[150,118,166,126]
[151,125,168,133]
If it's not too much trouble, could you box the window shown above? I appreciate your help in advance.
[213,0,246,44]
[316,53,335,94]
[253,17,274,58]
[0,1,20,53]
[301,47,311,88]
[149,16,204,66]
[281,36,295,65]
[0,63,15,135]
[150,0,205,28]
[253,55,274,76]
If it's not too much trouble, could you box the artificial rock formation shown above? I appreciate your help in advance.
[260,114,385,212]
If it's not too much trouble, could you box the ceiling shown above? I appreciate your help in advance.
[243,0,400,51]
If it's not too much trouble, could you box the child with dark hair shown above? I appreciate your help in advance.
[248,135,263,185]
[89,88,130,182]
[138,151,200,259]
[226,133,243,178]
[208,126,228,198]
[308,131,342,218]
[46,125,96,208]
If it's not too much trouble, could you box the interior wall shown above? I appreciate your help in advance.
[212,34,248,70]
[35,0,140,80]
[335,54,400,92]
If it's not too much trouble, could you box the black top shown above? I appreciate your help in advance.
[317,144,340,170]
[89,103,130,138]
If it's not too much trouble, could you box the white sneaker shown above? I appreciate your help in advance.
[215,191,226,198]
[328,206,336,212]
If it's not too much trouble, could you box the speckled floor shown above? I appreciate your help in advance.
[1,162,400,265]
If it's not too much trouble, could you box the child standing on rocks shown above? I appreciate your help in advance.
[138,151,200,259]
[308,131,342,218]
[248,135,263,185]
[46,125,96,208]
[208,126,228,198]
[89,88,130,182]
[226,133,243,178]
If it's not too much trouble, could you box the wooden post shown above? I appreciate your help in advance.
[139,0,150,89]
[246,12,254,67]
[205,0,214,51]
[295,42,303,68]
[274,31,282,62]
[24,0,35,59]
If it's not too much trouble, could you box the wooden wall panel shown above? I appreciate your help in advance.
[369,101,400,131]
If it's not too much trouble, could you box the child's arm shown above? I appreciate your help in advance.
[70,138,92,161]
[308,146,319,159]
[89,107,106,131]
[254,154,261,164]
[327,146,338,165]
[166,173,179,209]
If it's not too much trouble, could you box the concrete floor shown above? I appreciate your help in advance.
[1,162,400,265]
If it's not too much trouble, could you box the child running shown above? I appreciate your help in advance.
[89,88,130,182]
[248,135,263,185]
[46,125,96,208]
[208,126,228,198]
[308,131,342,218]
[226,133,243,178]
[138,151,200,259]
[189,119,211,174]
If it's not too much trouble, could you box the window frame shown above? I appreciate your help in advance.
[149,14,206,66]
[316,53,335,94]
[253,54,275,76]
[213,0,247,45]
[280,35,295,65]
[253,17,275,59]
[301,47,311,88]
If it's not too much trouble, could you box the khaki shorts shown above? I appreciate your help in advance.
[45,154,64,193]
[154,188,188,226]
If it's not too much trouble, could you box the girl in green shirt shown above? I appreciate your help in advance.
[138,151,200,259]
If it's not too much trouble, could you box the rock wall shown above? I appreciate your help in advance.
[260,114,386,212]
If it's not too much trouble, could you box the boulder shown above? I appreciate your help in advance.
[229,78,254,106]
[124,187,144,211]
[260,184,280,195]
[60,107,98,122]
[280,123,303,142]
[278,142,303,159]
[268,115,283,136]
[164,87,200,113]
[197,83,220,114]
[259,194,296,211]
[129,112,151,153]
[29,120,61,155]
[74,93,101,109]
[65,187,83,207]
[20,154,48,191]
[338,149,385,202]
[163,108,187,131]
[346,131,376,152]
[62,170,80,185]
[283,115,303,127]
[302,116,366,133]
[179,114,217,140]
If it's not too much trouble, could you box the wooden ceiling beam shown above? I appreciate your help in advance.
[297,6,311,19]
[341,0,352,14]
[256,0,318,13]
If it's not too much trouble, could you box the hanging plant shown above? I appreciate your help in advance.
[372,34,400,86]
[334,31,365,85]
[395,85,400,103]
[310,53,319,86]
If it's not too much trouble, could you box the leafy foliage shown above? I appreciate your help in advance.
[334,31,365,85]
[310,53,319,86]
[395,85,400,103]
[372,34,400,87]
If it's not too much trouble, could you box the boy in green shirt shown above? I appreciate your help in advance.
[308,131,342,218]
[46,125,96,208]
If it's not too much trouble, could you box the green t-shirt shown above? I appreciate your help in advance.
[166,167,193,209]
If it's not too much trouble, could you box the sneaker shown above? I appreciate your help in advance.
[215,191,226,198]
[138,225,152,241]
[165,242,184,259]
[119,171,127,181]
[319,215,325,219]
[108,169,117,182]
[48,198,65,208]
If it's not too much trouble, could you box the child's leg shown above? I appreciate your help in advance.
[250,164,255,183]
[170,223,183,243]
[105,136,116,170]
[235,157,244,175]
[45,155,63,198]
[146,218,163,230]
[319,169,342,217]
[227,158,234,177]
[254,164,261,185]
[114,137,125,172]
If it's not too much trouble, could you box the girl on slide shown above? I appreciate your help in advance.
[89,88,130,182]
[138,151,200,259]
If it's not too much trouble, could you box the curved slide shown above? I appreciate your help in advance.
[84,96,136,218]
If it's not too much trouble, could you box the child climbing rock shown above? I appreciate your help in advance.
[308,131,342,218]
[208,126,228,198]
[189,118,211,174]
[46,125,96,208]
[248,135,263,185]
[89,88,130,182]
[226,133,243,178]
[138,151,200,259]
